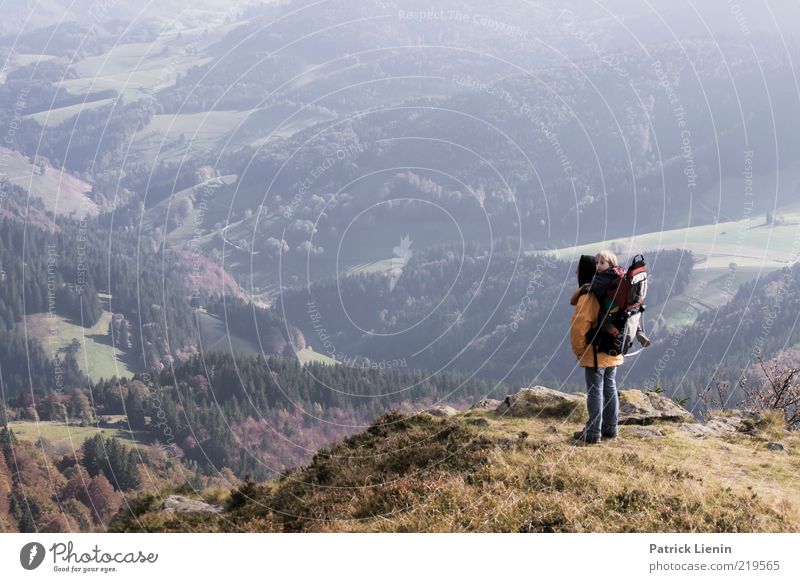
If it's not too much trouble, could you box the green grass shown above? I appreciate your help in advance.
[227,103,336,149]
[541,210,800,329]
[196,310,261,355]
[11,53,60,66]
[296,347,338,366]
[21,310,136,382]
[545,212,800,269]
[47,11,242,105]
[0,146,98,217]
[7,421,149,455]
[343,258,397,276]
[0,53,60,83]
[142,174,238,244]
[651,264,767,329]
[58,32,212,103]
[27,98,116,127]
[196,311,338,366]
[132,111,251,165]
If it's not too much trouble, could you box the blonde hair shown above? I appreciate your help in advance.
[595,250,618,267]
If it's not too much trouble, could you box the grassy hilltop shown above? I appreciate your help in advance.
[110,388,800,533]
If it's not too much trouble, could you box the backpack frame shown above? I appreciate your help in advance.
[586,254,649,368]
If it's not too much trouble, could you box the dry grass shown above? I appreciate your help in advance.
[111,408,800,533]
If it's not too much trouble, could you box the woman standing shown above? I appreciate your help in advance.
[569,252,624,444]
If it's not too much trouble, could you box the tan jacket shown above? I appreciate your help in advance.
[569,284,624,369]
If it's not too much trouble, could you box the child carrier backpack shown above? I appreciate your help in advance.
[587,254,651,367]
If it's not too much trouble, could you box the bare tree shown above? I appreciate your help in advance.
[739,350,800,429]
[699,379,730,415]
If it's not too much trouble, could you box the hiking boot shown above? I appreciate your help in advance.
[573,430,601,444]
[601,432,618,440]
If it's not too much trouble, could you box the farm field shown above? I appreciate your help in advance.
[131,110,251,164]
[543,212,800,269]
[196,309,261,355]
[0,147,98,217]
[6,420,150,456]
[131,102,333,166]
[20,310,136,382]
[197,311,339,366]
[141,173,238,244]
[56,28,214,103]
[540,210,800,329]
[26,97,117,127]
[226,103,337,149]
[296,347,338,366]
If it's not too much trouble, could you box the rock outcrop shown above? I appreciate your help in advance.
[496,386,587,421]
[493,387,696,426]
[679,410,772,438]
[471,398,502,410]
[618,390,694,424]
[423,405,459,418]
[161,495,222,515]
[630,426,665,439]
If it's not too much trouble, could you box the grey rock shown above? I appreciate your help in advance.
[496,386,587,421]
[679,417,739,438]
[469,418,490,427]
[678,423,717,438]
[679,411,769,438]
[471,398,502,410]
[546,425,559,434]
[718,410,767,435]
[704,417,741,435]
[766,442,785,452]
[424,405,459,417]
[161,495,222,515]
[630,426,665,439]
[618,390,694,424]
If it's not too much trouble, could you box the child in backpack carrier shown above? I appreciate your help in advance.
[594,252,651,357]
[569,250,624,444]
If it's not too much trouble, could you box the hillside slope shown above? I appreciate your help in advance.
[111,387,800,533]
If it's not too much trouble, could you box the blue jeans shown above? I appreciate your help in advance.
[583,366,618,438]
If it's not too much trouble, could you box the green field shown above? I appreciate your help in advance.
[57,30,213,103]
[132,110,251,164]
[227,103,337,149]
[296,347,338,366]
[544,212,800,269]
[142,173,239,244]
[10,53,60,66]
[21,310,136,382]
[131,102,332,166]
[197,310,339,366]
[541,210,800,329]
[27,97,116,127]
[16,16,240,122]
[6,420,149,456]
[45,13,240,104]
[1,53,59,83]
[0,146,98,217]
[196,310,261,355]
